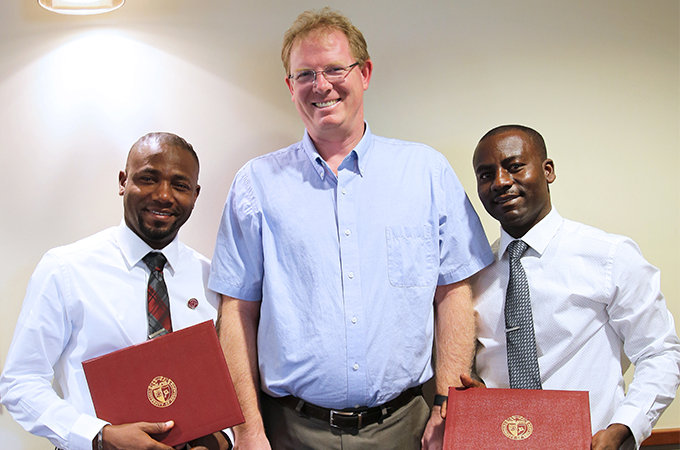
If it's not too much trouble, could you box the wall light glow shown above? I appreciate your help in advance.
[35,31,160,138]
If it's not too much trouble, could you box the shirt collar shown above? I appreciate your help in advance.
[301,122,372,180]
[115,220,179,273]
[498,207,563,259]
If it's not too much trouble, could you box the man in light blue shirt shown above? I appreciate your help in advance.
[209,8,493,450]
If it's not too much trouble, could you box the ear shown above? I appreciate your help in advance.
[118,170,127,196]
[360,60,373,90]
[194,184,201,201]
[286,76,295,99]
[543,159,556,184]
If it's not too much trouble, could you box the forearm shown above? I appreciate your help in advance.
[433,279,476,393]
[216,295,266,440]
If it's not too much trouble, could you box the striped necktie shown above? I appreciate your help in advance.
[143,252,172,339]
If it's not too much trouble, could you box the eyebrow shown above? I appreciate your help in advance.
[474,163,493,174]
[138,168,194,183]
[474,155,524,174]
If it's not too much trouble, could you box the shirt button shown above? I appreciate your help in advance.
[354,404,361,408]
[351,317,357,324]
[344,229,351,236]
[341,188,347,195]
[348,272,354,279]
[353,363,359,371]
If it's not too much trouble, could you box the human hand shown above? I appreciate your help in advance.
[420,406,445,450]
[591,424,632,450]
[101,421,175,450]
[176,431,231,450]
[459,373,485,389]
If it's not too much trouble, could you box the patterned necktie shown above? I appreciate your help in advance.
[143,252,172,339]
[505,240,542,389]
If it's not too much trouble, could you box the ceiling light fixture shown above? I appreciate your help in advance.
[38,0,125,15]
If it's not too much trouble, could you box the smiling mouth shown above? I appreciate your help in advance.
[494,194,520,205]
[312,99,340,108]
[148,209,174,219]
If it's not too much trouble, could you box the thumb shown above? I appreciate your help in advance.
[141,420,174,434]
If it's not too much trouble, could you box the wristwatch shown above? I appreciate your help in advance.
[433,394,448,407]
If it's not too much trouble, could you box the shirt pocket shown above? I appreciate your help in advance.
[385,225,438,287]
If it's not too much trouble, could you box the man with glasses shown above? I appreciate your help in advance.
[209,8,493,450]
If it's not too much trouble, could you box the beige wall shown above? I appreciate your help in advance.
[0,1,677,448]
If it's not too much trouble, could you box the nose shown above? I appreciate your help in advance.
[491,169,512,191]
[153,181,173,203]
[312,72,333,92]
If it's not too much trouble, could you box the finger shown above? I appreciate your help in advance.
[141,420,175,434]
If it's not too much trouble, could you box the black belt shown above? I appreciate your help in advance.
[266,386,422,430]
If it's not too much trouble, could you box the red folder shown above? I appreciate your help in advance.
[443,387,591,450]
[83,320,244,446]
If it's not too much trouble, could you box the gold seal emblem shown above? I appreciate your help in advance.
[501,415,533,440]
[147,376,177,408]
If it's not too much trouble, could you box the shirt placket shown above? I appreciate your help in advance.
[336,162,367,408]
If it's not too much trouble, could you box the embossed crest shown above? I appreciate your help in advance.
[501,415,534,440]
[147,376,177,408]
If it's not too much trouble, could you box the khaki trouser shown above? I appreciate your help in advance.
[261,393,430,450]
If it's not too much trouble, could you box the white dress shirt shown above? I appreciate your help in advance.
[473,208,680,449]
[0,222,220,450]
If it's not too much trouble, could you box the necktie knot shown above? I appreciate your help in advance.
[507,239,528,260]
[143,252,167,272]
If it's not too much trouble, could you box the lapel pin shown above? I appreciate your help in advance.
[187,298,199,310]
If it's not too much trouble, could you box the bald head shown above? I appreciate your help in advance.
[476,125,547,162]
[127,132,199,171]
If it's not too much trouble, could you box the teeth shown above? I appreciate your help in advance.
[314,99,339,108]
[151,211,171,216]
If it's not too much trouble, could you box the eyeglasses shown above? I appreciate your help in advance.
[288,62,359,86]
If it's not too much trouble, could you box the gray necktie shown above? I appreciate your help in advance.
[143,252,172,339]
[505,240,542,389]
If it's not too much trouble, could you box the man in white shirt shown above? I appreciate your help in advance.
[0,133,230,450]
[469,124,680,450]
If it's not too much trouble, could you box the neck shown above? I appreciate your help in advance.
[309,123,365,174]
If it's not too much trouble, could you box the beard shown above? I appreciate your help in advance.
[136,213,183,245]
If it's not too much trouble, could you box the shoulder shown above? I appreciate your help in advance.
[371,135,443,158]
[44,227,118,263]
[238,141,305,175]
[558,218,631,252]
[177,241,211,267]
[370,135,453,175]
[555,218,649,277]
[29,227,119,286]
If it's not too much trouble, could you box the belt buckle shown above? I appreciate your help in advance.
[329,410,362,429]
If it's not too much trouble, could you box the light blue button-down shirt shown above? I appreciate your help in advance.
[209,124,493,409]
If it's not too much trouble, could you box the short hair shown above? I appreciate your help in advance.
[281,7,370,75]
[129,132,199,170]
[478,125,548,161]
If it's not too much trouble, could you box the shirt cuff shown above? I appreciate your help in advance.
[70,414,109,450]
[609,404,651,450]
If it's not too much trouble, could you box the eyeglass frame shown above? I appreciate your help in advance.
[288,62,360,86]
